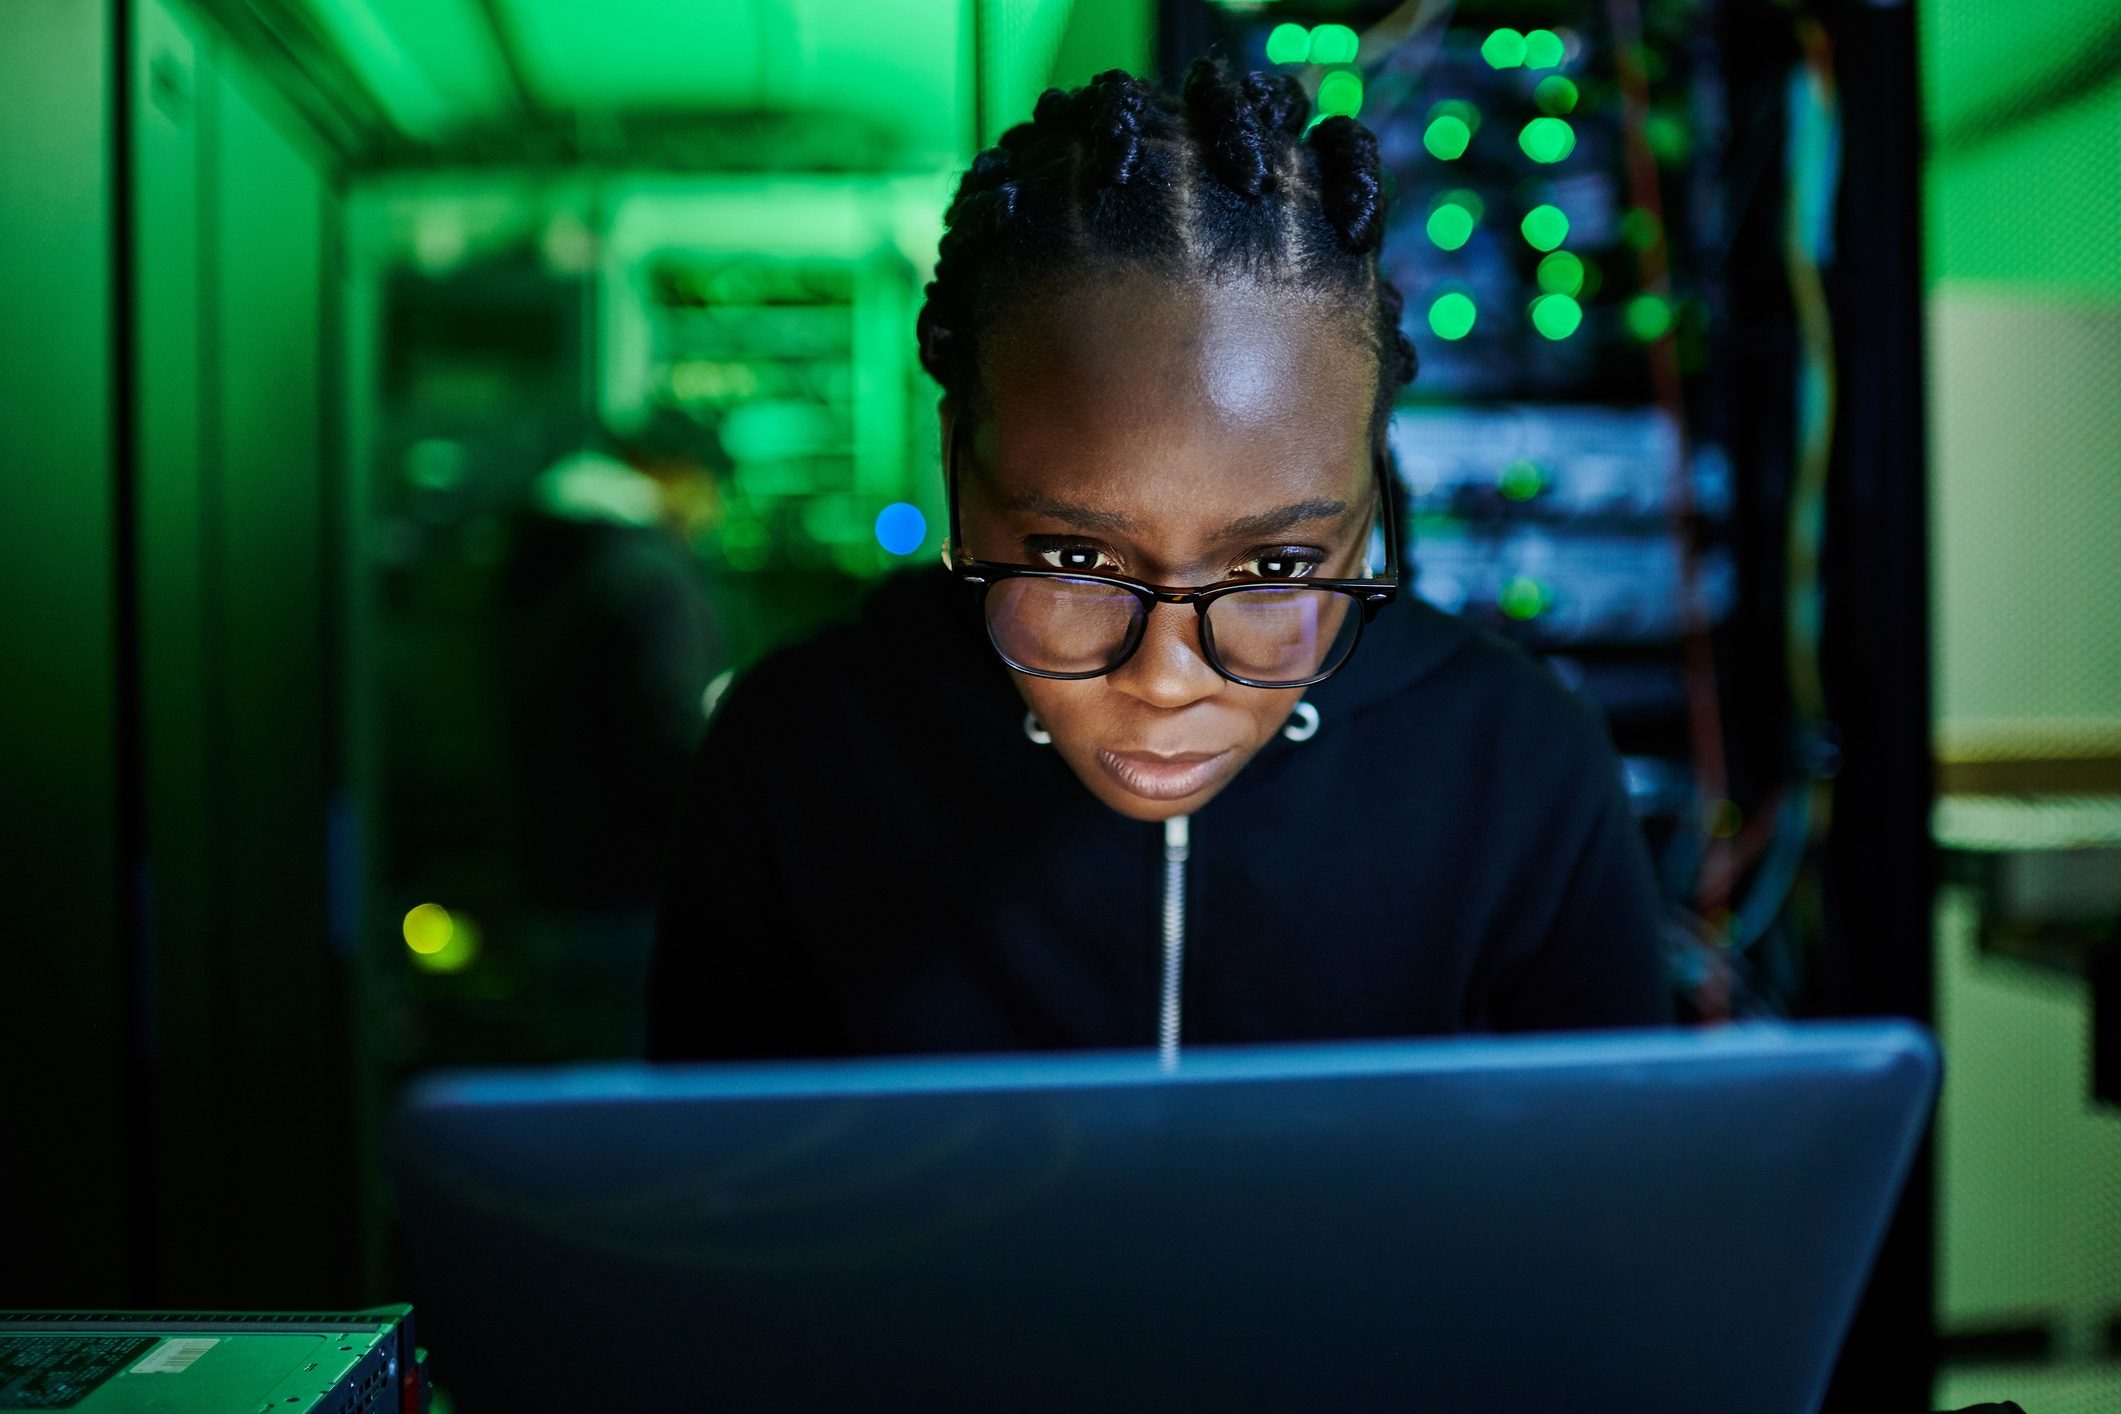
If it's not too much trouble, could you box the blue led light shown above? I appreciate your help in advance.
[874,502,927,555]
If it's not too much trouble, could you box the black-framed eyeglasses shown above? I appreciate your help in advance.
[943,423,1402,689]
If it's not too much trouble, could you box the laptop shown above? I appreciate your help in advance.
[388,1021,1936,1413]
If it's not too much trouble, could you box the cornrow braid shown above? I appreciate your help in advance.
[916,56,1417,445]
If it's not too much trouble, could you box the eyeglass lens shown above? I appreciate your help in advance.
[985,577,1359,684]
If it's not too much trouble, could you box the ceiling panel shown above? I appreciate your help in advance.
[498,0,966,158]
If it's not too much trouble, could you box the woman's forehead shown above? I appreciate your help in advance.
[975,274,1376,505]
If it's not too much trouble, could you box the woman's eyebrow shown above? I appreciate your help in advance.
[996,490,1138,533]
[1211,499,1350,540]
[998,492,1351,540]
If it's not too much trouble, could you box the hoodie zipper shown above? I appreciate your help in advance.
[1159,814,1190,1071]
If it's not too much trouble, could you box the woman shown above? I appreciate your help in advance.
[648,61,1669,1063]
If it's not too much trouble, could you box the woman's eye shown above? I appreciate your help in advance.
[1036,544,1116,573]
[1241,553,1320,580]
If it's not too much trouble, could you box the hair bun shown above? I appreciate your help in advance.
[1244,71,1310,139]
[1307,115,1385,253]
[1182,56,1273,199]
[1082,69,1150,186]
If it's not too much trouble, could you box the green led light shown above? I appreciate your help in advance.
[1481,28,1527,69]
[1423,115,1471,160]
[404,903,480,974]
[1621,208,1663,251]
[1519,117,1577,164]
[1431,98,1480,129]
[1536,250,1585,295]
[1318,70,1363,117]
[1523,29,1566,69]
[1426,202,1476,250]
[1309,23,1359,65]
[1626,293,1674,341]
[1266,22,1310,65]
[1534,75,1578,115]
[1441,186,1485,222]
[403,903,452,956]
[1428,292,1478,341]
[1530,293,1584,340]
[1498,460,1545,501]
[1520,204,1570,251]
[1500,576,1548,619]
[1646,111,1690,163]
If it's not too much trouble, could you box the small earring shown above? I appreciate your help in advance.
[1282,701,1321,742]
[1023,711,1052,745]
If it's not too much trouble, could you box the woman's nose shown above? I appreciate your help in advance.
[1105,601,1223,708]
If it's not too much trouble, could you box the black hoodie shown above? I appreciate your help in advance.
[648,566,1670,1061]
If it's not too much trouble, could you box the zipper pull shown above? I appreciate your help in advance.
[1159,814,1190,1072]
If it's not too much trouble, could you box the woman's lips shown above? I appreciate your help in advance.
[1095,747,1236,802]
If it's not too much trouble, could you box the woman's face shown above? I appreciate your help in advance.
[952,273,1379,822]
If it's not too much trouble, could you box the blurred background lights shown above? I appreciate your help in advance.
[1646,111,1691,164]
[1519,117,1577,163]
[402,902,452,955]
[1520,204,1570,251]
[1265,23,1309,65]
[1523,29,1566,70]
[403,903,480,973]
[1537,250,1585,296]
[1423,114,1471,160]
[1426,202,1476,250]
[1317,70,1363,118]
[1621,207,1664,251]
[721,519,771,571]
[874,502,926,555]
[1428,292,1478,341]
[1500,576,1549,620]
[1308,24,1359,65]
[1626,293,1675,341]
[1481,28,1527,69]
[1534,76,1579,115]
[1531,293,1585,340]
[1499,459,1545,501]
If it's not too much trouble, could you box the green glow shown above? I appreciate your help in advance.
[1621,208,1664,251]
[403,903,452,956]
[1626,293,1674,341]
[1426,202,1476,250]
[1432,98,1480,129]
[1500,576,1548,619]
[1423,115,1471,160]
[1537,250,1585,295]
[1318,70,1364,118]
[1266,23,1310,65]
[1647,111,1690,163]
[1530,293,1585,340]
[1520,204,1570,251]
[404,903,480,974]
[1523,29,1566,69]
[1519,117,1577,163]
[1482,28,1527,69]
[1534,76,1579,115]
[1441,186,1485,222]
[722,519,771,571]
[1309,23,1360,65]
[1499,460,1545,501]
[1428,292,1478,341]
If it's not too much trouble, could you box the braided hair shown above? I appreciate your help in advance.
[917,58,1417,444]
